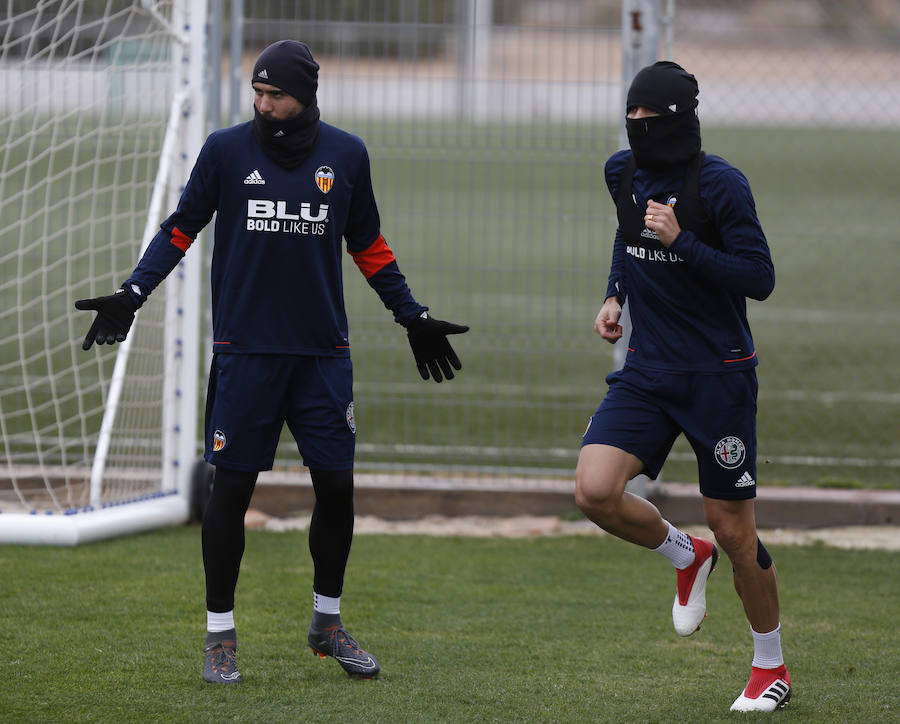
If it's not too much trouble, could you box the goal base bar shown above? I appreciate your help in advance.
[0,494,189,546]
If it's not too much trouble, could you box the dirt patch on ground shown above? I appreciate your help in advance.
[247,510,900,551]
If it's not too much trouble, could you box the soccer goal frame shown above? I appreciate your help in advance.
[0,0,207,545]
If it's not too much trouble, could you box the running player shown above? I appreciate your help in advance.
[575,61,790,713]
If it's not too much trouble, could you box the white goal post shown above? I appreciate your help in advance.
[0,0,207,544]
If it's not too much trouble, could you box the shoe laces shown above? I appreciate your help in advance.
[332,627,364,655]
[206,642,236,672]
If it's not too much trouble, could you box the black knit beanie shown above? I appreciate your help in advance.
[626,60,698,115]
[251,40,319,106]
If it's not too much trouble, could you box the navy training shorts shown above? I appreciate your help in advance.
[581,365,759,500]
[203,354,355,472]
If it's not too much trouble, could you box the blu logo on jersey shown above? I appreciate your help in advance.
[246,199,329,234]
[247,199,328,221]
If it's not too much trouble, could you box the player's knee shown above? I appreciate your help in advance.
[211,466,258,507]
[709,521,751,561]
[574,472,621,519]
[705,501,759,561]
[309,468,354,509]
[573,482,592,515]
[214,466,258,487]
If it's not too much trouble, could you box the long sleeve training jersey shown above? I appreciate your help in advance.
[604,149,775,374]
[125,121,424,356]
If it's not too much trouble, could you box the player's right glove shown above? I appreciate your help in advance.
[74,287,137,350]
[404,311,469,383]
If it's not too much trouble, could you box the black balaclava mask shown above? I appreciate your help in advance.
[251,40,321,169]
[625,60,701,170]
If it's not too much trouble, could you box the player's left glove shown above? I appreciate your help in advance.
[404,311,469,383]
[74,287,137,350]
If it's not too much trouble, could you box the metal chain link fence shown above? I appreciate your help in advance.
[218,0,899,489]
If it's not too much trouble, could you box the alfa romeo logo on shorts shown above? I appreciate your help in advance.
[212,429,227,451]
[346,402,356,433]
[714,436,745,469]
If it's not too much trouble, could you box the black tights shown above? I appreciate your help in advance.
[308,468,355,597]
[202,466,354,612]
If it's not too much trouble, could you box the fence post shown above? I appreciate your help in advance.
[619,0,666,498]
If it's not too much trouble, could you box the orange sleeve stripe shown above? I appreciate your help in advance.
[348,234,396,279]
[169,225,194,253]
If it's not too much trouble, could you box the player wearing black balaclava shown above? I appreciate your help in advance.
[625,60,701,169]
[575,61,792,714]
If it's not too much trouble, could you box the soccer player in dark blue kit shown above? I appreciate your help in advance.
[574,62,791,712]
[75,40,468,684]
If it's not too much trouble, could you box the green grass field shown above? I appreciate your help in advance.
[0,525,897,722]
[3,120,899,490]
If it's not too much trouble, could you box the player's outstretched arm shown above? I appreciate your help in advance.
[404,311,469,383]
[74,288,137,350]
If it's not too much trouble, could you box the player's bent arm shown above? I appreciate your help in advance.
[672,231,775,301]
[671,162,775,301]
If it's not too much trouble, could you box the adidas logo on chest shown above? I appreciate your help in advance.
[244,169,266,185]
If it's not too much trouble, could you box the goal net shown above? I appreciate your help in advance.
[0,0,206,544]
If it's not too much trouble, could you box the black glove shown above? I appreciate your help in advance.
[405,311,469,383]
[74,288,137,350]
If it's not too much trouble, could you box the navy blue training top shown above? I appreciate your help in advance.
[126,121,424,356]
[604,149,775,374]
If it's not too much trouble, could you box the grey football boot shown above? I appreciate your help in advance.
[308,613,380,679]
[202,629,242,684]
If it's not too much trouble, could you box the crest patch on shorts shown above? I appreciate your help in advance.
[714,436,745,469]
[346,402,356,433]
[212,429,227,451]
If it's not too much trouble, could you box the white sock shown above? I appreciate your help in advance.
[313,592,341,615]
[652,521,696,569]
[751,625,784,669]
[207,609,235,633]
